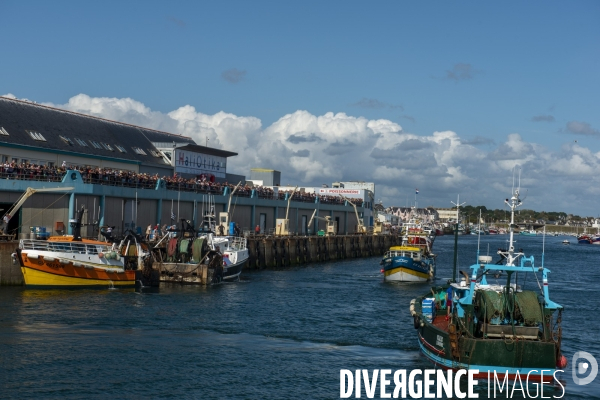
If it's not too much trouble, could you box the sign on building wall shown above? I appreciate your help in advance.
[318,188,363,199]
[174,149,226,178]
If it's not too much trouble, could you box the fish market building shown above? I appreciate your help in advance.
[0,96,366,239]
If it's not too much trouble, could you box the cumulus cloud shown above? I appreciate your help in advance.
[15,93,600,216]
[461,136,495,146]
[444,63,478,81]
[531,115,555,122]
[221,68,247,84]
[566,121,600,136]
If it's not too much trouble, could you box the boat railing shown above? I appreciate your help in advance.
[19,239,113,255]
[227,236,247,251]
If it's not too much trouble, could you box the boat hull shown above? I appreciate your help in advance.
[18,248,135,288]
[417,319,558,382]
[382,255,434,282]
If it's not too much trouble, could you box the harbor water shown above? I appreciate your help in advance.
[1,234,599,399]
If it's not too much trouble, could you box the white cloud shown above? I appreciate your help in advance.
[12,93,600,216]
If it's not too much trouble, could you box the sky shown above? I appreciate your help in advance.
[1,1,599,216]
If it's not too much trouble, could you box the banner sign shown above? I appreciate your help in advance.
[318,188,363,198]
[174,149,226,178]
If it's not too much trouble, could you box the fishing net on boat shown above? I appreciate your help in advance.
[478,290,504,321]
[191,238,204,263]
[514,290,543,326]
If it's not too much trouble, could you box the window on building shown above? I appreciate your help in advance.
[28,131,46,141]
[47,162,54,168]
[0,127,9,136]
[148,149,162,157]
[1,155,8,163]
[115,145,127,153]
[132,147,147,155]
[59,135,74,145]
[89,140,102,149]
[101,143,114,151]
[75,138,88,147]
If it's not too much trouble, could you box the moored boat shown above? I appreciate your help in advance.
[15,206,150,288]
[409,187,566,381]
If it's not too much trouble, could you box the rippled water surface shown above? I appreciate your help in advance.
[1,235,599,399]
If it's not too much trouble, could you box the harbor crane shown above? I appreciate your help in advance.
[219,181,242,235]
[338,193,367,234]
[0,186,75,236]
[275,186,298,236]
[306,209,337,236]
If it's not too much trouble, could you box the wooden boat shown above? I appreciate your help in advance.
[15,206,150,288]
[381,230,436,282]
[410,187,566,381]
[152,215,248,285]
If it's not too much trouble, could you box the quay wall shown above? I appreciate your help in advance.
[246,234,402,269]
[0,242,21,285]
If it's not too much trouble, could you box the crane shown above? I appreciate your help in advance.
[306,209,337,236]
[275,186,298,235]
[218,181,242,235]
[0,186,75,235]
[339,193,367,234]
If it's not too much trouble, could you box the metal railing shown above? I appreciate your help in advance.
[19,239,113,254]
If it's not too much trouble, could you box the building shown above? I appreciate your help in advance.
[0,96,366,238]
[250,168,281,186]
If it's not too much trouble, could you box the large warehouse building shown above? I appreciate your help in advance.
[0,96,365,239]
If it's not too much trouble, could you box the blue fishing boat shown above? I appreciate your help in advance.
[410,186,567,382]
[380,245,436,282]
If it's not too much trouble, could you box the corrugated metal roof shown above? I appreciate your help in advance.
[0,96,194,166]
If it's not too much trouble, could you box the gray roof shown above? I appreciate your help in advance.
[0,96,195,166]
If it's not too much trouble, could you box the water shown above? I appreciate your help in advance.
[1,234,599,399]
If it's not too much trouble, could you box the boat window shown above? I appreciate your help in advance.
[72,243,87,253]
[86,245,98,254]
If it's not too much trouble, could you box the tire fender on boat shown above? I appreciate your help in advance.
[413,315,420,329]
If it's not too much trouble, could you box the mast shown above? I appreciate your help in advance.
[450,195,465,283]
[502,188,523,266]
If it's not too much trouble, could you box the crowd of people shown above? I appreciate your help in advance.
[2,162,364,207]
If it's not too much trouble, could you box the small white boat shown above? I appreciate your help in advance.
[562,239,570,245]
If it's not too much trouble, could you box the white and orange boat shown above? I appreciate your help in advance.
[14,206,150,288]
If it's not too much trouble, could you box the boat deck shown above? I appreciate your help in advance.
[431,315,450,332]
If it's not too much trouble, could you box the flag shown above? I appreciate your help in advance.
[416,188,419,195]
[171,212,176,221]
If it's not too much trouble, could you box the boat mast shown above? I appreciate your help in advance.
[504,188,523,266]
[450,195,465,283]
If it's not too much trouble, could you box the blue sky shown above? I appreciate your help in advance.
[2,1,600,216]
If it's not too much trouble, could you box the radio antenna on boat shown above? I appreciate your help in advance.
[476,209,482,263]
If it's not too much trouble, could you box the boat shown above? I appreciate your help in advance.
[15,206,151,288]
[381,231,436,282]
[562,239,570,245]
[409,187,566,382]
[152,212,248,284]
[519,229,537,236]
[577,234,592,244]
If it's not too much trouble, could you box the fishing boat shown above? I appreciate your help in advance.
[381,231,436,282]
[577,234,592,244]
[152,213,248,284]
[15,206,150,288]
[409,187,566,381]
